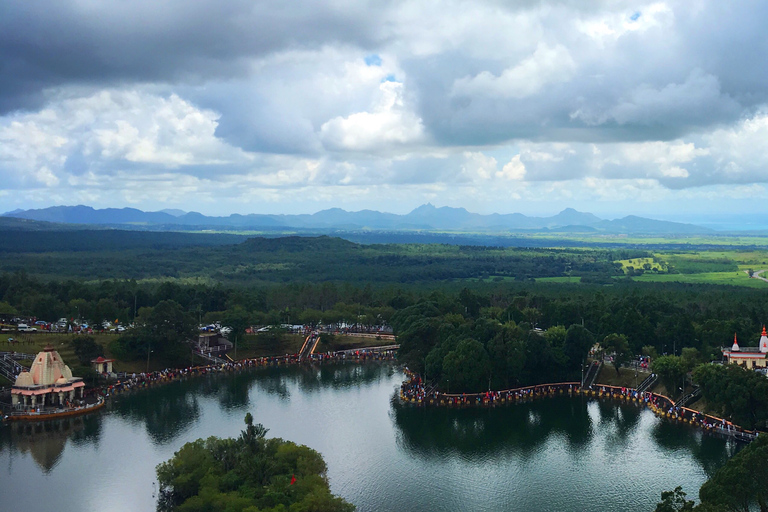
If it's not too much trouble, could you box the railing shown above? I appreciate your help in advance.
[2,396,105,419]
[636,373,657,393]
[675,387,701,408]
[401,376,762,443]
[0,352,30,381]
[332,345,400,355]
[193,350,226,364]
[582,360,602,388]
[0,351,37,360]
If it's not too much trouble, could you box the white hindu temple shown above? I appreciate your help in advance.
[11,346,85,410]
[722,327,768,369]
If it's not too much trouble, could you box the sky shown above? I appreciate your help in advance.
[1,0,768,221]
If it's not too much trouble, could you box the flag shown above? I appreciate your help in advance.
[290,474,296,485]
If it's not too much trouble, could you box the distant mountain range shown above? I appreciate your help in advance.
[1,204,714,234]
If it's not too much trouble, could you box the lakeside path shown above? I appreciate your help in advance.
[400,371,762,443]
[2,347,398,421]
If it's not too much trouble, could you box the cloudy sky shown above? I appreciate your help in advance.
[1,1,768,221]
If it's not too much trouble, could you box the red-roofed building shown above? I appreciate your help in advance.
[91,356,115,374]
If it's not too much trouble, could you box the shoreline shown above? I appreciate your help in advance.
[2,347,398,423]
[399,371,762,443]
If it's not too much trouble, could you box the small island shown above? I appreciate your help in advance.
[156,413,355,512]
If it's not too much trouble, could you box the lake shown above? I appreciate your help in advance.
[0,362,738,512]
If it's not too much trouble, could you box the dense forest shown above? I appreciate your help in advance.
[3,233,768,404]
[0,232,650,284]
[4,266,768,371]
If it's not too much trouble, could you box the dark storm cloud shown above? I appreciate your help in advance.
[4,0,768,148]
[3,0,768,209]
[0,0,384,113]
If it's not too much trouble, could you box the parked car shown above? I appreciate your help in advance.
[17,323,37,332]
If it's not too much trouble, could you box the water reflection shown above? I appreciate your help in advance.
[105,362,395,446]
[113,381,201,445]
[0,364,743,512]
[294,362,396,392]
[390,393,735,476]
[390,395,596,459]
[651,419,739,476]
[0,416,102,472]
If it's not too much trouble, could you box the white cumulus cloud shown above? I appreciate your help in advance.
[320,81,425,152]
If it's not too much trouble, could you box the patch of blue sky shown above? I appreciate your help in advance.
[381,74,397,83]
[364,54,382,66]
[630,11,641,21]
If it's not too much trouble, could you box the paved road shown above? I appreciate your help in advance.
[744,269,768,283]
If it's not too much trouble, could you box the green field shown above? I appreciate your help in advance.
[616,257,664,273]
[535,276,585,284]
[628,271,767,287]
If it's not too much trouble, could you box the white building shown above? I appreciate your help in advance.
[11,346,85,410]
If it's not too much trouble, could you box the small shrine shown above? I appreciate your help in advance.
[90,356,115,374]
[722,328,768,369]
[11,346,85,410]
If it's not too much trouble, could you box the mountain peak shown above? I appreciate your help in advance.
[1,204,711,234]
[409,203,436,214]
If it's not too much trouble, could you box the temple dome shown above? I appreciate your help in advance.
[14,371,34,387]
[62,365,73,380]
[55,377,68,386]
[732,333,740,352]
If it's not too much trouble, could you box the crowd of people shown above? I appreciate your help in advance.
[399,372,760,440]
[95,348,398,398]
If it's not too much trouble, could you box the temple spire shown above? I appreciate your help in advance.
[732,333,740,352]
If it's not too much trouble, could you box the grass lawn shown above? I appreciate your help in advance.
[0,332,186,374]
[1,331,399,375]
[232,333,397,360]
[594,365,651,388]
[0,332,117,362]
[229,334,306,360]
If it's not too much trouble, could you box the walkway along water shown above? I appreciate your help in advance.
[1,346,399,422]
[399,370,762,444]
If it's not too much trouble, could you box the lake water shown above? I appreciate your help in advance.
[0,363,739,512]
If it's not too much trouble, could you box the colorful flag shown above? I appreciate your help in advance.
[290,474,296,485]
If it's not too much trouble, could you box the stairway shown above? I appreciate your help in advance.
[675,387,701,408]
[582,360,602,388]
[636,373,657,393]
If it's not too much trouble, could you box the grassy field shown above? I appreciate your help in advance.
[616,257,664,273]
[594,366,651,388]
[3,332,398,376]
[629,271,767,287]
[0,332,116,363]
[234,333,397,360]
[535,276,584,284]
